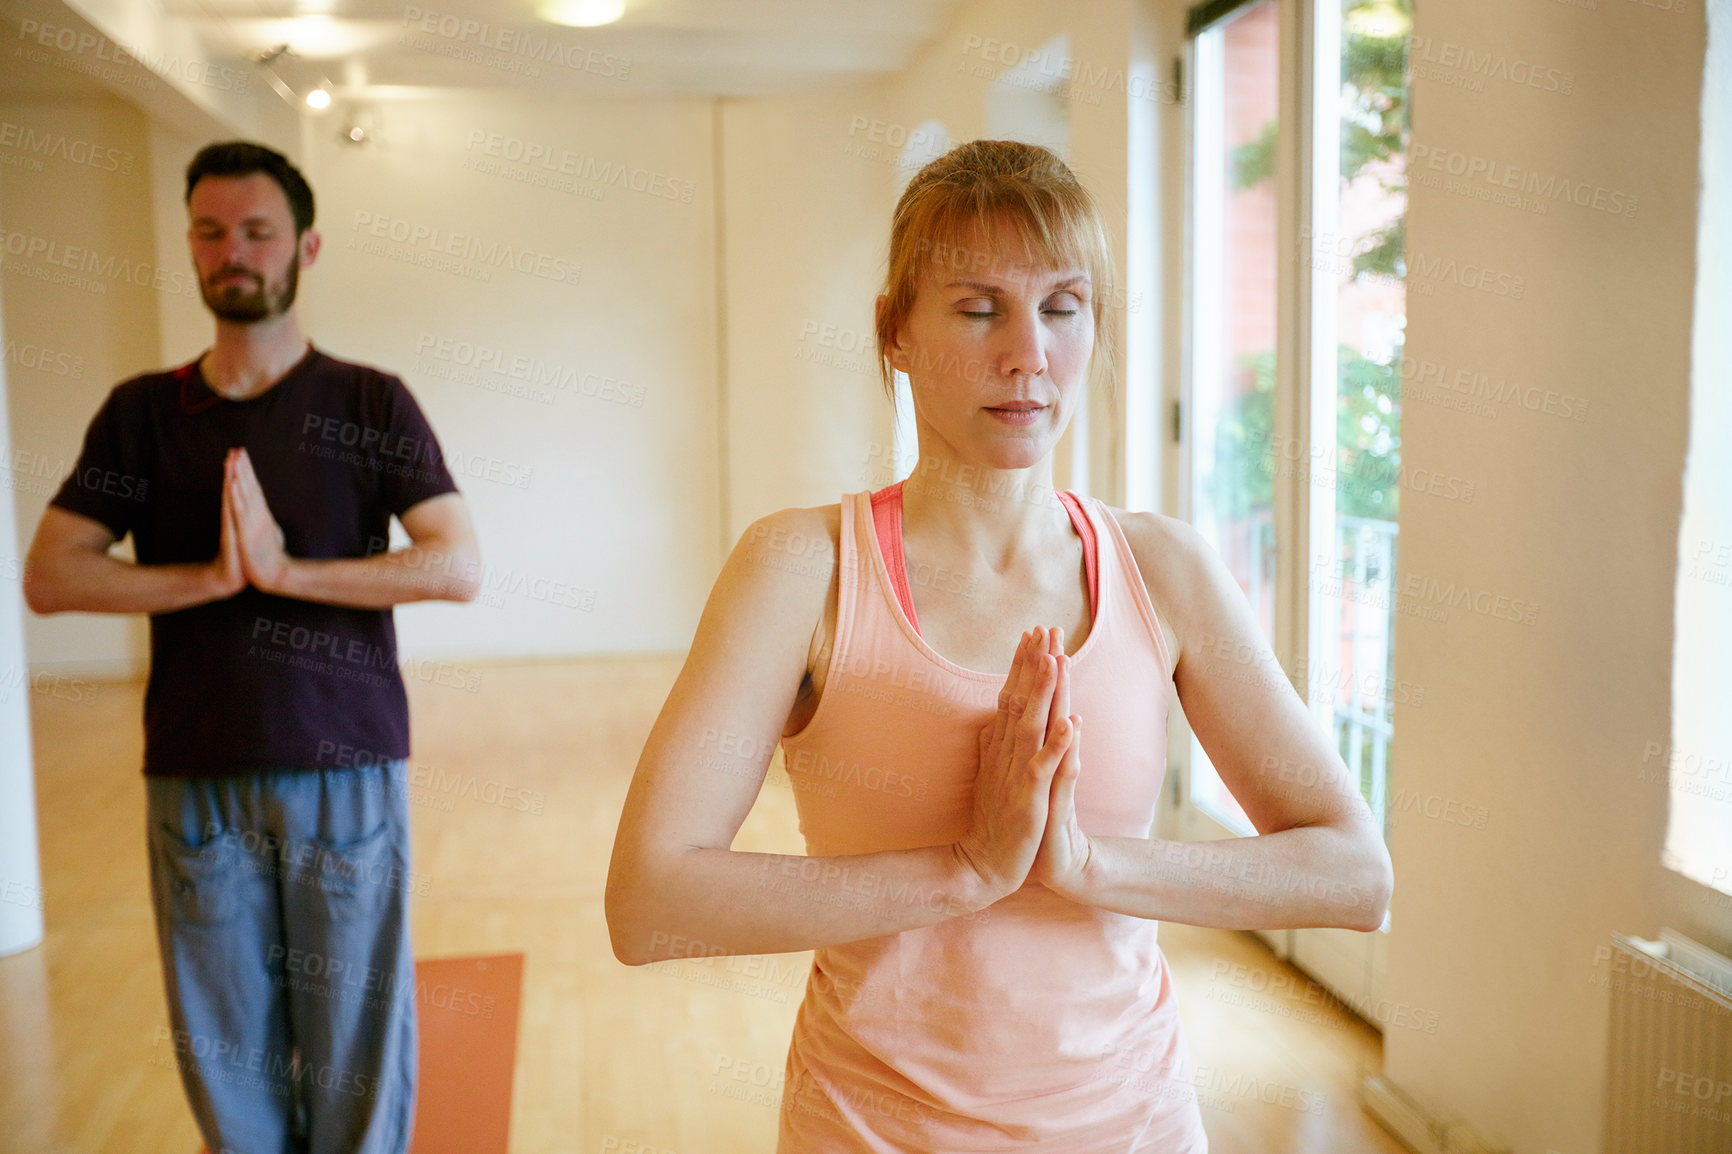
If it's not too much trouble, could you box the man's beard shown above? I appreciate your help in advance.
[201,255,299,323]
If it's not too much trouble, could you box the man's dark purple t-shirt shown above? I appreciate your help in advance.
[48,345,459,778]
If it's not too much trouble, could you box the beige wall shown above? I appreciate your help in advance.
[3,0,1160,673]
[867,0,1153,506]
[716,0,1163,538]
[717,91,891,540]
[4,90,735,670]
[297,94,722,660]
[1,93,164,676]
[1386,1,1722,1150]
[146,120,218,370]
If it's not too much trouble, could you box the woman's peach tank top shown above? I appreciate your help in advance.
[774,485,1209,1151]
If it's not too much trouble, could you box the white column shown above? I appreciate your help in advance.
[0,282,46,958]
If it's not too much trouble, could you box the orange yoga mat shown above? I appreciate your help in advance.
[405,953,523,1152]
[196,952,524,1154]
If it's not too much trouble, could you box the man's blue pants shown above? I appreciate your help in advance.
[146,761,418,1154]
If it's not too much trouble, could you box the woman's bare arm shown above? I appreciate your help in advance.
[604,505,1070,965]
[1052,511,1393,932]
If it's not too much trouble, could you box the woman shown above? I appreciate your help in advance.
[606,140,1393,1151]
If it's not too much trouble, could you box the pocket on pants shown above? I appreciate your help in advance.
[292,821,397,923]
[155,825,241,926]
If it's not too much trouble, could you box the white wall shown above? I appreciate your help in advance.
[1,93,164,676]
[297,94,722,660]
[718,91,894,540]
[7,0,1162,673]
[716,0,1161,538]
[1385,2,1726,1150]
[147,119,219,370]
[4,89,725,671]
[850,0,1154,507]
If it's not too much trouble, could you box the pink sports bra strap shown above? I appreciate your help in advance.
[869,481,1098,636]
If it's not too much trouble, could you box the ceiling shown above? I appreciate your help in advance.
[158,0,971,101]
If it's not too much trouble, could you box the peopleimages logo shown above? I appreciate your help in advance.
[0,121,134,173]
[14,19,249,93]
[462,130,695,203]
[400,6,631,80]
[1410,143,1638,218]
[348,210,583,287]
[1408,35,1576,95]
[0,228,200,297]
[413,332,644,406]
[1,339,85,378]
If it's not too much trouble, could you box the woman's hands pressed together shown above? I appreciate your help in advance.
[954,626,1096,906]
[1030,630,1094,901]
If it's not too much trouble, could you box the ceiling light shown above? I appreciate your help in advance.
[285,14,349,57]
[538,0,624,27]
[305,87,331,110]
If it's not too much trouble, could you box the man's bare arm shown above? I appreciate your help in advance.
[24,506,242,616]
[264,492,482,608]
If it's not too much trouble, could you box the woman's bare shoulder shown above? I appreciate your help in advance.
[739,503,842,562]
[1100,506,1212,605]
[700,503,843,634]
[729,504,844,736]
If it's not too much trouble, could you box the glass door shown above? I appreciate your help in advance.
[1288,0,1409,1022]
[1179,0,1410,1025]
[1183,0,1280,844]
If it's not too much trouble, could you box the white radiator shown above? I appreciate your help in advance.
[1602,929,1732,1153]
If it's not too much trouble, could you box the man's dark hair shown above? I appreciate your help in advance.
[184,141,315,234]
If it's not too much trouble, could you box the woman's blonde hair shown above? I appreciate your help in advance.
[875,139,1119,397]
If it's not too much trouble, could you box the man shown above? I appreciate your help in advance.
[24,140,480,1153]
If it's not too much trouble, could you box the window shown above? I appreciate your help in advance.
[1312,0,1409,833]
[1664,0,1731,899]
[1184,0,1410,842]
[1186,0,1281,835]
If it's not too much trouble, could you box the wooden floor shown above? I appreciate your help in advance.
[0,656,1408,1153]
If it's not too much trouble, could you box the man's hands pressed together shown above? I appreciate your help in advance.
[203,446,481,609]
[223,447,291,595]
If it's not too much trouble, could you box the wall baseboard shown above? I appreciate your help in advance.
[1360,1076,1510,1154]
